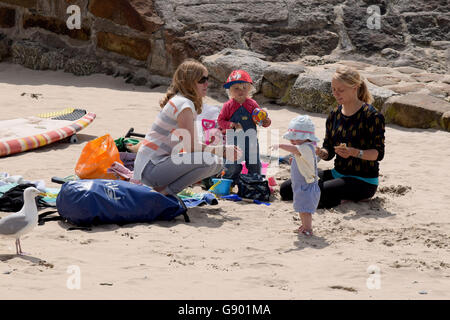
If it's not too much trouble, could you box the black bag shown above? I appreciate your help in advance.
[0,183,52,212]
[237,173,270,202]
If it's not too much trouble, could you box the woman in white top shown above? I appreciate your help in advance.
[133,59,240,197]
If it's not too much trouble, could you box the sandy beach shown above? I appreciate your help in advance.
[0,62,449,299]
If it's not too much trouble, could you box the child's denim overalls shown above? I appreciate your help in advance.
[223,105,261,184]
[291,143,321,214]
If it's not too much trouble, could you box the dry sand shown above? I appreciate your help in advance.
[0,63,449,299]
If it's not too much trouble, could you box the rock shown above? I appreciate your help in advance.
[263,63,306,101]
[394,47,449,74]
[89,0,147,32]
[366,82,398,112]
[301,55,325,66]
[287,65,396,113]
[0,33,11,60]
[0,7,15,28]
[394,66,426,74]
[64,57,102,76]
[411,73,446,83]
[129,0,164,33]
[201,49,269,91]
[12,41,66,71]
[23,14,90,42]
[49,0,89,23]
[261,80,281,100]
[381,48,400,59]
[441,111,450,131]
[148,74,171,87]
[287,69,336,113]
[385,83,427,94]
[244,30,340,62]
[430,41,450,50]
[180,28,244,59]
[382,93,450,131]
[337,60,371,70]
[367,76,402,87]
[395,0,449,13]
[427,83,450,97]
[343,4,405,53]
[96,32,151,61]
[154,0,341,62]
[149,39,169,76]
[0,0,36,8]
[404,13,449,45]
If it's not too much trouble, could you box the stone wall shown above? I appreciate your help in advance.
[0,0,170,85]
[0,0,449,131]
[0,0,448,81]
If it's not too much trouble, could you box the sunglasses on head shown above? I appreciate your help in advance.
[198,76,209,84]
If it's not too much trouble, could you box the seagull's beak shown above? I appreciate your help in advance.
[39,192,46,197]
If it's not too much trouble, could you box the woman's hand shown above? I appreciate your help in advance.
[270,144,279,151]
[316,147,329,160]
[334,145,358,159]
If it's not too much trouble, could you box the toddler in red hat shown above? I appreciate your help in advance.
[217,70,271,184]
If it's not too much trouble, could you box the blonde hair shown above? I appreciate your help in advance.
[226,82,256,99]
[160,59,207,114]
[333,66,374,104]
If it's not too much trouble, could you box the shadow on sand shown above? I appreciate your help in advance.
[54,205,241,233]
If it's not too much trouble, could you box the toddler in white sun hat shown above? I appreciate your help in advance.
[272,115,321,236]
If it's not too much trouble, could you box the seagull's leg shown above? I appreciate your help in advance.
[15,239,19,255]
[17,238,23,255]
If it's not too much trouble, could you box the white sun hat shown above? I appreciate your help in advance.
[283,115,320,142]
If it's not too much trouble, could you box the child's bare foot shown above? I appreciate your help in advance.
[299,212,313,236]
[298,225,313,236]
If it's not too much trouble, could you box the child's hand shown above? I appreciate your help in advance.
[231,122,242,130]
[270,144,279,151]
[262,117,271,127]
[316,147,328,160]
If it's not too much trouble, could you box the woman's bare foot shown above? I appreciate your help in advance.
[126,142,141,153]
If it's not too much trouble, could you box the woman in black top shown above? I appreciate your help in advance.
[280,66,385,208]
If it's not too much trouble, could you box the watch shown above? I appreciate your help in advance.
[357,149,364,159]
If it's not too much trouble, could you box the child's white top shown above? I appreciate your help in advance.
[294,143,318,183]
[196,104,220,142]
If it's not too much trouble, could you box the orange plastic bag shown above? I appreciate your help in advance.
[75,134,123,180]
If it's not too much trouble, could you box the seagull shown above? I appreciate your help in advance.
[0,187,42,255]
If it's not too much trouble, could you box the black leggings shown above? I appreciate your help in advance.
[280,169,378,209]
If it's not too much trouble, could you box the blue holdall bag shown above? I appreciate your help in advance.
[56,179,188,226]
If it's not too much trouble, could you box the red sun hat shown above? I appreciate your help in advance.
[223,70,253,89]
